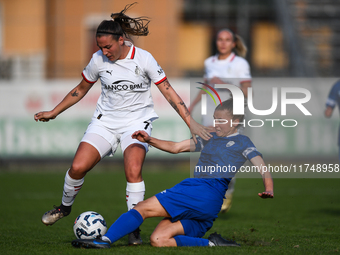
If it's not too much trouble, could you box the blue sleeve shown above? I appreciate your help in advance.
[194,137,209,152]
[326,81,340,108]
[243,148,262,160]
[242,137,262,160]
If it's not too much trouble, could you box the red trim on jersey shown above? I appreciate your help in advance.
[230,54,236,62]
[154,76,167,85]
[81,72,96,84]
[131,46,136,59]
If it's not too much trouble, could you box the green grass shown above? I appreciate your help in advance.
[0,162,340,254]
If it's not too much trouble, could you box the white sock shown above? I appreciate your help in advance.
[62,169,84,206]
[209,240,216,247]
[101,236,111,243]
[126,181,145,211]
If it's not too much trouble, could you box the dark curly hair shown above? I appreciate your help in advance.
[96,2,150,40]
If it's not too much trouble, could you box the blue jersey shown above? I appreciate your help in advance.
[194,132,262,179]
[155,132,262,238]
[326,80,340,145]
[326,80,340,109]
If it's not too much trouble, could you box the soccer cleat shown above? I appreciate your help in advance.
[41,205,70,226]
[208,232,240,247]
[128,227,142,245]
[71,238,111,249]
[220,194,233,213]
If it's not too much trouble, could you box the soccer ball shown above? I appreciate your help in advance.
[73,211,107,239]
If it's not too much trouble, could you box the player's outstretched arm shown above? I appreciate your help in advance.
[156,79,212,142]
[132,130,193,154]
[34,79,93,122]
[250,156,274,199]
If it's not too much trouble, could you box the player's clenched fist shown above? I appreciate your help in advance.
[34,111,56,122]
[132,130,150,143]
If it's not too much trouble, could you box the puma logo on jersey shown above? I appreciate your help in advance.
[106,70,113,75]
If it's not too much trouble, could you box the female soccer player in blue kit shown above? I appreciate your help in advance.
[71,99,274,249]
[189,28,252,212]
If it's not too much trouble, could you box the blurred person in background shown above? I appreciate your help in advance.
[325,79,340,162]
[189,28,252,213]
[34,3,209,245]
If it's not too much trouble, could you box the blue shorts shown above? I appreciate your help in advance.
[155,178,228,238]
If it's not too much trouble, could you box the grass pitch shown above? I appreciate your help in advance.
[0,162,340,254]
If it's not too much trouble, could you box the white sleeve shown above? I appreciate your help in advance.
[81,54,99,84]
[144,52,167,85]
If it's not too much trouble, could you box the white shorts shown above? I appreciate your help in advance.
[80,119,153,158]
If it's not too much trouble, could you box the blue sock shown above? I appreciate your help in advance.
[174,235,209,246]
[104,209,143,243]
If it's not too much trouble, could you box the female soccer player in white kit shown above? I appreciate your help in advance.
[189,29,252,213]
[34,3,209,245]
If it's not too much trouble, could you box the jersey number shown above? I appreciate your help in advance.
[143,121,150,130]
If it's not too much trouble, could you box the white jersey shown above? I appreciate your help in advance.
[204,52,251,86]
[202,52,251,126]
[82,41,166,130]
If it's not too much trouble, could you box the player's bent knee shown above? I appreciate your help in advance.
[150,234,168,247]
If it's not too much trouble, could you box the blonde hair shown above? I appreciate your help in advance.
[217,29,248,58]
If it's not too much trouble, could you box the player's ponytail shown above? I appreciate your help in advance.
[217,29,248,58]
[234,34,247,58]
[96,2,150,40]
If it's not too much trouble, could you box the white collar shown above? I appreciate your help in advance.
[215,52,236,62]
[124,41,135,59]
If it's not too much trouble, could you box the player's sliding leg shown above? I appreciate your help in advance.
[72,196,170,249]
[151,218,240,247]
[72,209,143,249]
[150,218,186,247]
[42,141,103,225]
[123,143,146,245]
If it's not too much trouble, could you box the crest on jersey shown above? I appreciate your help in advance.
[135,66,141,75]
[135,65,147,79]
[226,141,235,147]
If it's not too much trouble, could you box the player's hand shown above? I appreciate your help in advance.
[34,111,57,122]
[258,191,274,199]
[132,130,151,143]
[209,77,225,85]
[190,117,212,143]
